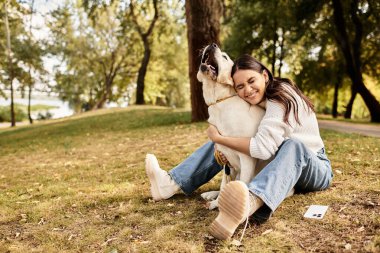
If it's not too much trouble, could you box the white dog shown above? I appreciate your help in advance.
[197,44,266,210]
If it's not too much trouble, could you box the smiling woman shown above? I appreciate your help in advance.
[233,69,268,106]
[232,54,315,125]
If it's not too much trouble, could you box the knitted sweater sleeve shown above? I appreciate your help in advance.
[249,100,296,160]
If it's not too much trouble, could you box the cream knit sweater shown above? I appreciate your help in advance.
[249,87,324,160]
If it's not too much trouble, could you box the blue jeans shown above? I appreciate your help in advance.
[169,139,333,220]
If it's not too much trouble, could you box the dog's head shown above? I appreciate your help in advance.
[197,43,234,86]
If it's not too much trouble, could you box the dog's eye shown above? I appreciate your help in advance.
[222,55,228,60]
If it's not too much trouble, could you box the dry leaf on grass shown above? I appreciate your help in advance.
[261,229,273,235]
[101,237,118,247]
[230,239,242,247]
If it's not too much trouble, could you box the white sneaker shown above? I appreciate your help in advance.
[209,181,263,240]
[145,154,180,201]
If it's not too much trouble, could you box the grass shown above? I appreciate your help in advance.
[0,106,379,252]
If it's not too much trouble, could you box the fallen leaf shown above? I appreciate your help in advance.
[204,235,214,240]
[101,237,118,247]
[38,218,45,225]
[357,226,365,232]
[52,227,65,232]
[230,239,242,247]
[338,206,347,212]
[261,229,273,235]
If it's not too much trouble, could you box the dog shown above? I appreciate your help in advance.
[197,44,266,210]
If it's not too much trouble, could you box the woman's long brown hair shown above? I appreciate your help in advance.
[231,54,315,126]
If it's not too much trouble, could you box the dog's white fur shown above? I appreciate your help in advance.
[197,45,266,209]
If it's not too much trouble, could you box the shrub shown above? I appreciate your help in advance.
[0,106,27,122]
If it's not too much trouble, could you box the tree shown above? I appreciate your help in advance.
[130,0,159,105]
[27,0,35,124]
[0,0,44,125]
[49,2,139,111]
[332,0,380,122]
[292,0,347,117]
[3,0,15,127]
[224,0,379,120]
[185,0,223,122]
[223,0,298,77]
[144,0,189,108]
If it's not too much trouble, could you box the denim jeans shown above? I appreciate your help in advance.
[169,139,333,219]
[169,142,223,194]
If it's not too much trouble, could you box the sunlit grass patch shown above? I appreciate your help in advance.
[0,106,379,252]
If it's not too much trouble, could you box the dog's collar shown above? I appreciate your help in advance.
[207,94,237,107]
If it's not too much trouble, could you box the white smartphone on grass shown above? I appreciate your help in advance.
[304,205,329,219]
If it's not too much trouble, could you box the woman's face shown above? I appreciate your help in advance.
[233,69,268,105]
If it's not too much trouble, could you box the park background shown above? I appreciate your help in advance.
[0,0,379,252]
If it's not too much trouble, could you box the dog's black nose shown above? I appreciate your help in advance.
[212,43,218,48]
[200,64,208,72]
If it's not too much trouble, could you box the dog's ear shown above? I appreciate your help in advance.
[217,74,234,86]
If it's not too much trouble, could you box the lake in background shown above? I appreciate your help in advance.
[0,94,74,120]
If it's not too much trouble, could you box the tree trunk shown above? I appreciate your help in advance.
[28,0,35,124]
[344,88,357,119]
[332,0,380,122]
[28,84,33,123]
[185,0,223,122]
[96,91,107,109]
[9,80,15,127]
[95,76,113,109]
[4,0,15,127]
[131,0,158,105]
[271,26,278,76]
[278,33,285,78]
[136,40,151,104]
[332,72,342,118]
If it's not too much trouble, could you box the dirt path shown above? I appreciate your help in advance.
[318,119,380,137]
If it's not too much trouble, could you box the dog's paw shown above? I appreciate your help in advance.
[201,191,219,201]
[206,199,218,210]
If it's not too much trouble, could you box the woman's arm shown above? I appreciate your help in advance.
[208,99,297,160]
[207,125,251,156]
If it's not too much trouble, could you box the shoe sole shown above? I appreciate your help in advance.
[209,181,249,240]
[145,154,163,201]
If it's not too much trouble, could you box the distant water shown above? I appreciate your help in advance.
[0,96,74,119]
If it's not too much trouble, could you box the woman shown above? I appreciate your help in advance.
[145,54,333,240]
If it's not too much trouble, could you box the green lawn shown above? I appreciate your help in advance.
[0,106,379,252]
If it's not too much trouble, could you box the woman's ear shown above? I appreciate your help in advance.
[263,70,269,83]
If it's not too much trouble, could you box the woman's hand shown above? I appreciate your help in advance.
[207,124,222,142]
[207,124,252,157]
